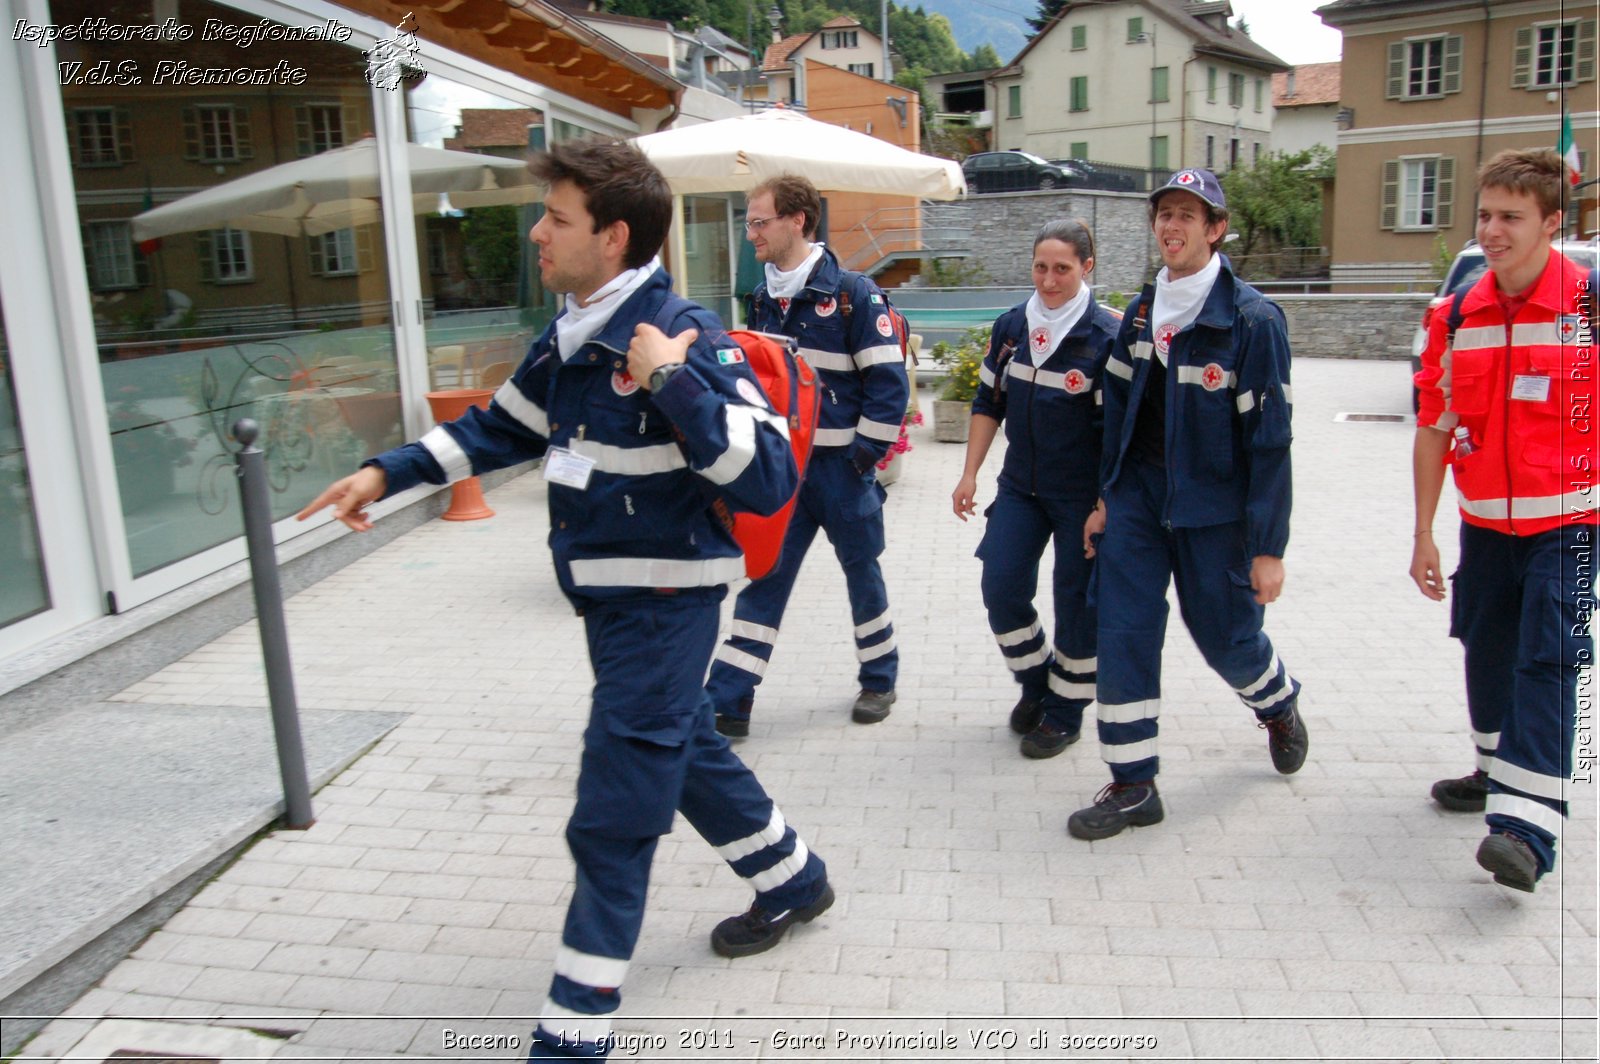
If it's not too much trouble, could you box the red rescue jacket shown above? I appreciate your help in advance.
[1416,250,1599,535]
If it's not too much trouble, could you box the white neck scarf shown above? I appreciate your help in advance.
[1150,252,1222,366]
[553,256,661,360]
[764,242,826,301]
[1023,285,1091,367]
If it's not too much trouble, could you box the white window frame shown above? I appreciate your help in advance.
[1399,156,1442,230]
[301,102,346,155]
[1533,20,1579,87]
[193,104,243,162]
[848,62,874,78]
[1403,35,1446,98]
[85,222,139,290]
[210,227,254,283]
[70,107,123,166]
[319,228,359,276]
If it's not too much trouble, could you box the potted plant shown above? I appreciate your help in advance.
[875,406,921,487]
[931,326,988,443]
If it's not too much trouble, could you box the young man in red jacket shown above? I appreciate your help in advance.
[1411,147,1597,893]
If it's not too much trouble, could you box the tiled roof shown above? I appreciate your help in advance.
[763,32,811,71]
[821,15,862,28]
[1273,62,1341,107]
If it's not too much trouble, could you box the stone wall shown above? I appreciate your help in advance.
[922,194,1431,361]
[930,191,1154,292]
[1273,295,1432,361]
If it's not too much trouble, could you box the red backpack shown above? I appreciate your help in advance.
[652,301,820,579]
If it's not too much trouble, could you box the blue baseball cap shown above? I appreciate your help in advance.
[1150,168,1226,210]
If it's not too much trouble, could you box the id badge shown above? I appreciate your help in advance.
[1510,374,1550,402]
[543,446,595,490]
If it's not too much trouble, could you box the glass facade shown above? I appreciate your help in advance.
[54,0,395,577]
[0,300,51,629]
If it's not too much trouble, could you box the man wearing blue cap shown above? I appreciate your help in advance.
[1073,168,1306,839]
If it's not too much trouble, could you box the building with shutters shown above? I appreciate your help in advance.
[1317,0,1599,284]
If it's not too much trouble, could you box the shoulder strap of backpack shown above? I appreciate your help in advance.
[1444,284,1472,345]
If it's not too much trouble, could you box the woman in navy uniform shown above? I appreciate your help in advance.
[952,219,1118,758]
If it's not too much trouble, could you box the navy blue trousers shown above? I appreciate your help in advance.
[976,485,1097,733]
[706,454,897,719]
[1094,459,1300,783]
[1452,521,1589,877]
[528,595,827,1058]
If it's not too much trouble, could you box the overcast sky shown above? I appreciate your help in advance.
[1229,0,1344,66]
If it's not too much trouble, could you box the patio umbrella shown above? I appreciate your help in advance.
[634,109,965,199]
[130,137,541,240]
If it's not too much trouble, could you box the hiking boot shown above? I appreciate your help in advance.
[1008,696,1044,735]
[710,881,835,958]
[850,689,895,724]
[1258,700,1308,774]
[1476,832,1538,893]
[714,696,753,739]
[1067,780,1164,840]
[1020,721,1079,759]
[1431,769,1489,812]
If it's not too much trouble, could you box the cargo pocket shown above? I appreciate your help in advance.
[1530,577,1587,668]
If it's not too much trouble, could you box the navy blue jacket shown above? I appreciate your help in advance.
[1100,258,1294,557]
[747,246,910,471]
[972,298,1120,499]
[370,268,797,610]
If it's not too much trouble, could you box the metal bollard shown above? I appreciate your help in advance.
[232,418,315,829]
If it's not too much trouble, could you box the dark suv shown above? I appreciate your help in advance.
[962,151,1070,193]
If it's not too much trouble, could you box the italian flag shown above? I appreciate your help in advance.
[1559,105,1581,187]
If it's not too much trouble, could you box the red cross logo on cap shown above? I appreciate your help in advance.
[1064,368,1088,394]
[1031,326,1050,354]
[1177,170,1197,185]
[1201,363,1224,391]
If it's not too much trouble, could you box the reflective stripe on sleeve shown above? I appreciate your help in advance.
[855,343,904,367]
[798,347,855,372]
[1105,357,1134,381]
[732,620,779,645]
[856,416,901,443]
[814,427,857,448]
[419,425,471,483]
[493,379,549,436]
[1176,365,1237,389]
[568,438,686,477]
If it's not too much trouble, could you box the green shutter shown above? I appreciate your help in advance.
[1578,20,1596,83]
[1380,159,1399,230]
[233,107,253,160]
[1207,66,1217,103]
[1436,157,1455,229]
[294,106,311,157]
[308,234,325,275]
[1386,41,1404,98]
[1128,16,1142,42]
[1070,141,1088,159]
[356,226,375,273]
[181,106,200,160]
[1071,24,1085,50]
[1513,26,1533,88]
[1443,35,1463,94]
[1008,84,1021,117]
[116,109,134,162]
[196,232,215,282]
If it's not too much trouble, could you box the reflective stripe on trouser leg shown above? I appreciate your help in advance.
[976,487,1056,698]
[705,495,824,717]
[1475,523,1588,878]
[1169,518,1301,719]
[1042,492,1098,733]
[1093,462,1172,784]
[677,718,828,912]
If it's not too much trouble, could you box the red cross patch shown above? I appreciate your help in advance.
[1154,322,1179,355]
[815,296,837,318]
[778,297,791,314]
[1200,363,1225,391]
[1030,326,1051,354]
[1064,368,1088,394]
[612,371,639,396]
[1559,314,1581,343]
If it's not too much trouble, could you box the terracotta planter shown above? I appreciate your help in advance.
[932,399,970,443]
[425,388,495,521]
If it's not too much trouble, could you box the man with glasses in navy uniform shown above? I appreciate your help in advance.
[705,174,910,736]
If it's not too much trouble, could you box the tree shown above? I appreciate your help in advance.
[965,43,1003,71]
[1026,0,1068,36]
[1218,147,1336,275]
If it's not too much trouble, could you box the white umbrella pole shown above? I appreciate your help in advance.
[669,194,689,298]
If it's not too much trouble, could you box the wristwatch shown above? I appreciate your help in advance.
[649,362,684,393]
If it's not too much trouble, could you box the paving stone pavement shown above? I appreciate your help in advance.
[15,359,1598,1062]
